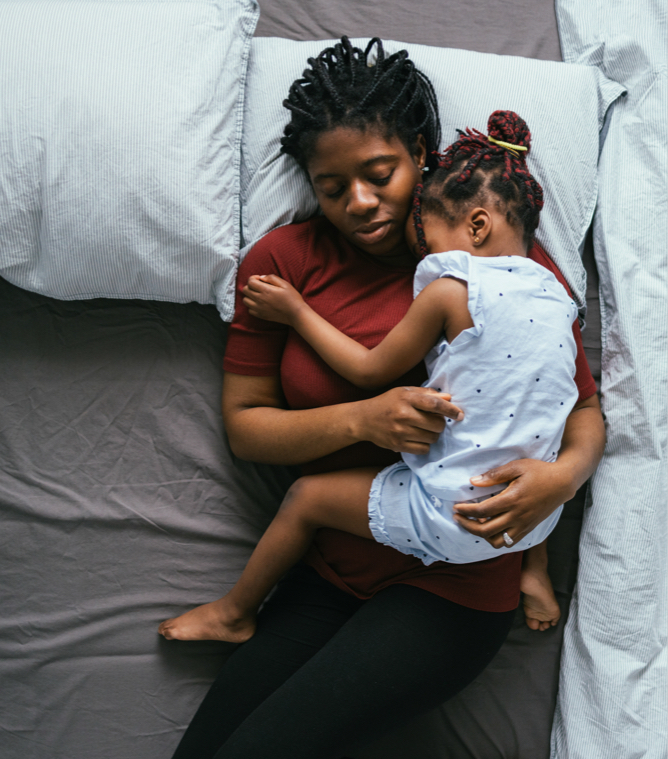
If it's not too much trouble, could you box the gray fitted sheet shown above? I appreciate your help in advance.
[0,2,605,758]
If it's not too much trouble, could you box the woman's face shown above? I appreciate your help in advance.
[306,127,426,260]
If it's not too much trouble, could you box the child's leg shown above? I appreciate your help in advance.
[158,467,380,643]
[520,540,561,631]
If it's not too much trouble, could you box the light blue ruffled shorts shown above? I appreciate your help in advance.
[367,461,561,565]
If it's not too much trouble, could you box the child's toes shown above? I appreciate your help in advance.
[158,619,175,638]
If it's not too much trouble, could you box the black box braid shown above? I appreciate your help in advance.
[281,37,441,173]
[414,110,544,255]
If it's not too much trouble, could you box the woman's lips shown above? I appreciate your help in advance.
[352,220,393,245]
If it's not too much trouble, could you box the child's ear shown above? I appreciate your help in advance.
[470,208,491,246]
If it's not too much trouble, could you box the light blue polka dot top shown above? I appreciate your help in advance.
[402,250,580,502]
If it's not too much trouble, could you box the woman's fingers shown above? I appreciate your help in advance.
[398,441,431,456]
[407,387,464,422]
[467,460,527,489]
[453,490,514,531]
[452,458,572,548]
[452,507,528,548]
[356,386,462,453]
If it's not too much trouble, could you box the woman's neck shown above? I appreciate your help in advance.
[366,249,417,268]
[345,233,416,269]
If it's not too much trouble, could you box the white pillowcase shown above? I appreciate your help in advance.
[241,38,624,307]
[0,0,258,320]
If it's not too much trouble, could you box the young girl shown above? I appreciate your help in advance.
[159,110,576,643]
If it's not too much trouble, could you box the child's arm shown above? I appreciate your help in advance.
[242,273,473,390]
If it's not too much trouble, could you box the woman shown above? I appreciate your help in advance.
[169,38,604,759]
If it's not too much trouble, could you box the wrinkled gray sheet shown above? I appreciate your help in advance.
[0,280,296,758]
[0,3,606,758]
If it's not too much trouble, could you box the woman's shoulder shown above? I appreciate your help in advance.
[249,217,333,257]
[528,241,572,296]
[241,217,334,281]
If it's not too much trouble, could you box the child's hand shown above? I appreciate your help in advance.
[242,274,305,325]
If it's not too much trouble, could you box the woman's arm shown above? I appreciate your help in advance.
[452,393,605,548]
[223,372,462,465]
[242,274,471,390]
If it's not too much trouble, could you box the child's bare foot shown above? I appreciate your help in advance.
[158,596,256,643]
[520,566,561,631]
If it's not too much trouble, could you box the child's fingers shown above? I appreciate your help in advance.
[246,279,286,297]
[247,274,287,289]
[245,275,275,289]
[244,277,266,294]
[242,291,266,307]
[259,274,288,287]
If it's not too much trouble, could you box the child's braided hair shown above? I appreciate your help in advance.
[413,110,544,257]
[281,37,442,172]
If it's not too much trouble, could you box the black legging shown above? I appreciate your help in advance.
[171,564,516,759]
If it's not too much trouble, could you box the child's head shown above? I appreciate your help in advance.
[410,111,544,258]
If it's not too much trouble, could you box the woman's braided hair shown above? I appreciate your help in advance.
[281,37,441,171]
[413,110,544,257]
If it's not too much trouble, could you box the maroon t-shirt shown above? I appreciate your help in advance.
[224,217,598,612]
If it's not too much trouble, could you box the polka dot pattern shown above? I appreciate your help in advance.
[381,250,580,566]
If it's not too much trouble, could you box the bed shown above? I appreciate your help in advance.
[0,1,664,758]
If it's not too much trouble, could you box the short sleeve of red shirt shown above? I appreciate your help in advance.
[223,223,310,376]
[529,243,598,402]
[223,220,598,612]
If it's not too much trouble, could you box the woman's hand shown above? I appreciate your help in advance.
[242,274,305,325]
[352,386,463,456]
[452,459,574,548]
[223,373,463,465]
[452,394,605,548]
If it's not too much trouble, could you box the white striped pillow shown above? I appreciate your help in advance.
[241,38,624,308]
[0,0,258,320]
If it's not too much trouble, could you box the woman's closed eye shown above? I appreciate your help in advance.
[369,169,394,186]
[322,185,345,199]
[319,169,395,199]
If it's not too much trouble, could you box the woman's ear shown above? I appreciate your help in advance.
[414,134,427,170]
[470,208,492,245]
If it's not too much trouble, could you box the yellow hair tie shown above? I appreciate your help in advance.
[487,135,528,156]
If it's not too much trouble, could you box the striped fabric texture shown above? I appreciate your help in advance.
[240,37,623,312]
[0,0,258,321]
[552,2,667,758]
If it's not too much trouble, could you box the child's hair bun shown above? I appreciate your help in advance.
[487,110,532,154]
[423,108,543,251]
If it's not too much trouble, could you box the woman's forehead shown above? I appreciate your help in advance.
[307,127,409,178]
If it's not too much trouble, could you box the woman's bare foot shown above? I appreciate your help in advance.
[158,596,256,643]
[520,543,561,631]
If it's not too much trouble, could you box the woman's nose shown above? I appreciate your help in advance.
[346,180,379,216]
